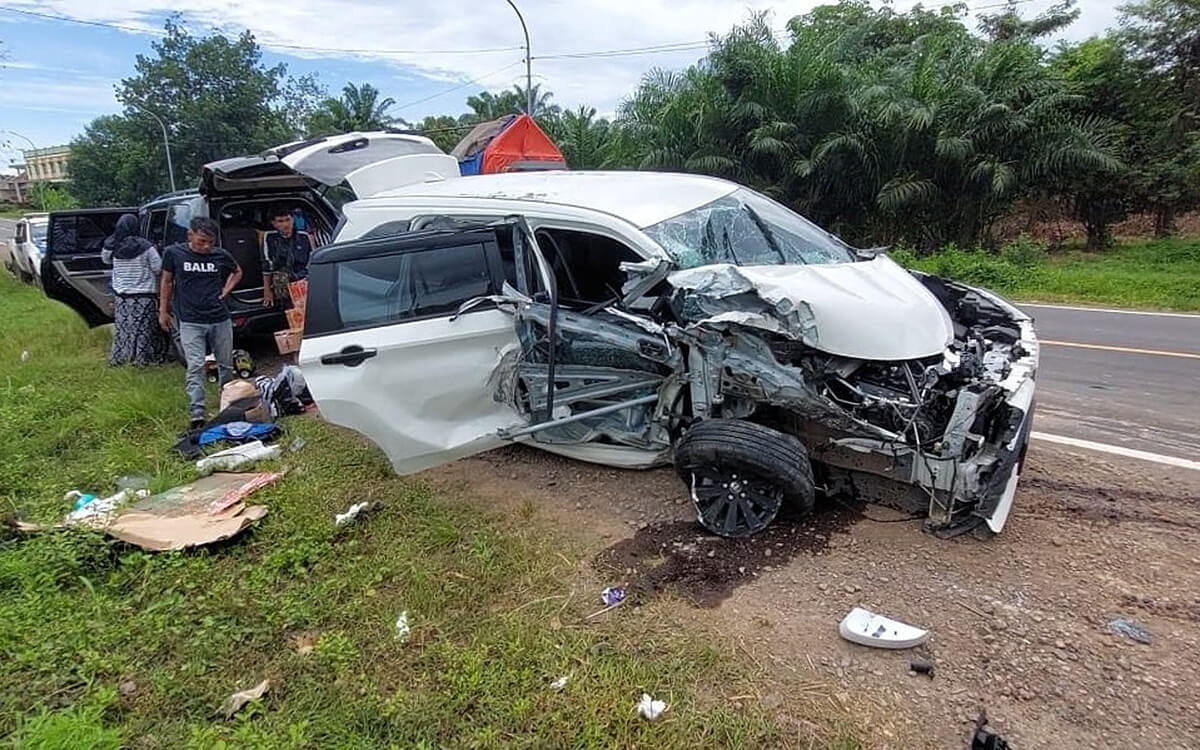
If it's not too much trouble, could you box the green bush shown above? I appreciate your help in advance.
[998,235,1048,268]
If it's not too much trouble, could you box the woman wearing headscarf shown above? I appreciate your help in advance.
[102,214,168,366]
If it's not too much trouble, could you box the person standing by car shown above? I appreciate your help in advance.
[102,214,168,367]
[261,206,315,308]
[159,217,243,429]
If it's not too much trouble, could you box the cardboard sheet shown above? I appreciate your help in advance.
[14,472,279,551]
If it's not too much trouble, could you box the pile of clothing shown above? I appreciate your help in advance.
[175,365,314,458]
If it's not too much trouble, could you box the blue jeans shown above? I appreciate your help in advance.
[178,319,233,420]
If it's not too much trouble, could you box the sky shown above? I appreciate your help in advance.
[0,0,1125,172]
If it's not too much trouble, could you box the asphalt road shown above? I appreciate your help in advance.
[0,214,1194,463]
[1022,303,1200,463]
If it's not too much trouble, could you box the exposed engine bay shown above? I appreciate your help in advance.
[502,253,1038,539]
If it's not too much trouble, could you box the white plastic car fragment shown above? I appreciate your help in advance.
[219,679,270,718]
[838,607,929,649]
[635,693,667,720]
[394,611,411,642]
[549,675,569,691]
[334,501,372,528]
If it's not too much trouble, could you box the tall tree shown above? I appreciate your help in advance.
[979,0,1081,41]
[543,106,613,168]
[305,82,398,135]
[69,19,299,205]
[1118,0,1200,234]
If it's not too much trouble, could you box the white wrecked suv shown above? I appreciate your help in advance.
[299,171,1038,539]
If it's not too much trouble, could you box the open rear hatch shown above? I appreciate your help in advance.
[42,207,134,327]
[200,132,460,201]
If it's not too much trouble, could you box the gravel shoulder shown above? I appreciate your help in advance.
[423,442,1200,749]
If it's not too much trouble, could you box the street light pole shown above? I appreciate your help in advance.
[4,130,41,210]
[132,104,176,193]
[505,0,534,116]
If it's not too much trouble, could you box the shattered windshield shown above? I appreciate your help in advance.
[644,188,856,268]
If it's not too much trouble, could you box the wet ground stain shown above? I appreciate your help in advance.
[594,499,867,608]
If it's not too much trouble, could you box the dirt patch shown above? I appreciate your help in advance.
[594,502,865,608]
[423,441,1200,749]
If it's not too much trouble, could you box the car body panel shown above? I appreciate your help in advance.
[300,308,524,474]
[667,255,955,361]
[375,170,740,230]
[299,226,526,473]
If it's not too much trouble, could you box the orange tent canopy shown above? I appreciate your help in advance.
[480,114,567,174]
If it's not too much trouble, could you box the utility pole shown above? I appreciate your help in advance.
[132,104,176,193]
[506,0,534,116]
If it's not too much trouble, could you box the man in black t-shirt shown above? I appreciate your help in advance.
[261,205,315,308]
[159,216,243,428]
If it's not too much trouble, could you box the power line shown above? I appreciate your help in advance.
[392,61,525,110]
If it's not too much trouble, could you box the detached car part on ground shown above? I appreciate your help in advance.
[298,171,1039,540]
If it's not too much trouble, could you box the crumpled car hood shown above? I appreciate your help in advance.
[667,255,955,361]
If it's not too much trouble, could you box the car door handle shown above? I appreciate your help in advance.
[320,345,378,367]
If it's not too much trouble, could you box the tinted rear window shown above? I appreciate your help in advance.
[333,243,494,330]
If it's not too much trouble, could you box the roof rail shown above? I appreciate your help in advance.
[145,188,198,203]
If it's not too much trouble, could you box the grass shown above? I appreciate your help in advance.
[893,235,1200,311]
[0,275,859,748]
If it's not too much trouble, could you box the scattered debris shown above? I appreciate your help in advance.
[289,437,307,453]
[600,586,627,607]
[1107,616,1153,645]
[549,675,570,691]
[910,656,935,677]
[334,501,373,528]
[64,488,148,524]
[635,692,667,721]
[118,679,138,698]
[19,350,29,362]
[838,606,930,649]
[219,679,270,719]
[970,710,1010,750]
[18,473,279,551]
[394,611,411,642]
[293,632,318,655]
[196,441,281,476]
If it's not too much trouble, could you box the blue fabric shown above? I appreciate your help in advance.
[197,421,278,446]
[458,152,484,176]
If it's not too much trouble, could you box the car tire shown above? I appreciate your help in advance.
[674,419,815,538]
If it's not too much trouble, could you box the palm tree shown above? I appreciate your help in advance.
[467,83,560,120]
[305,83,397,135]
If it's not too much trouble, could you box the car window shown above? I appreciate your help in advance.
[336,243,494,329]
[166,202,193,245]
[30,223,46,246]
[15,223,26,242]
[145,209,168,246]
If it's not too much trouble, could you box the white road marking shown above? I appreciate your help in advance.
[1041,339,1200,360]
[1032,431,1200,471]
[1020,302,1200,319]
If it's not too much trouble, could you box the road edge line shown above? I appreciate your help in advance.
[1031,431,1200,471]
